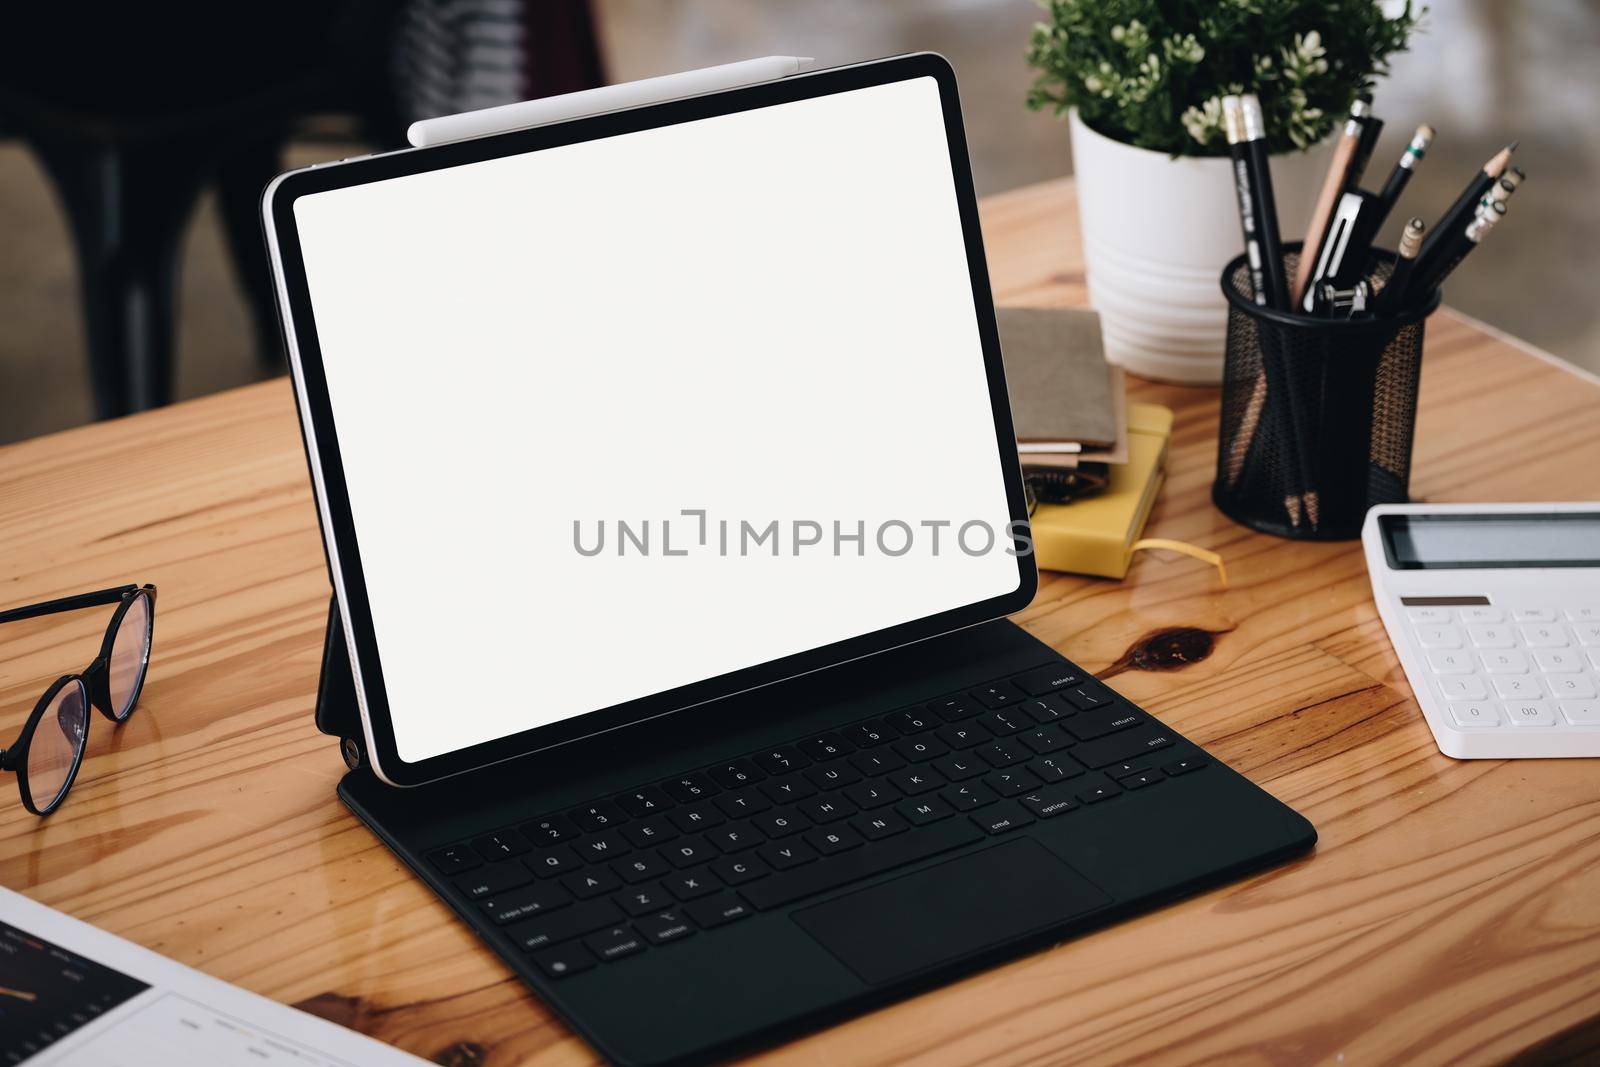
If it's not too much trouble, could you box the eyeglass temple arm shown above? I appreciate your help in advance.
[0,585,141,625]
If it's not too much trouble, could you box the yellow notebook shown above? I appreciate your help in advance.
[1030,403,1173,578]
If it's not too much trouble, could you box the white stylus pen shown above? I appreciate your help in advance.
[407,56,815,147]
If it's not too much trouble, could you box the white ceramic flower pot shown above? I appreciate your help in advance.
[1069,110,1332,384]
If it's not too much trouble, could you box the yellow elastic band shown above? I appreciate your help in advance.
[1130,538,1228,586]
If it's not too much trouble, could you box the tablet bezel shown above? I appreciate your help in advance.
[265,53,1037,787]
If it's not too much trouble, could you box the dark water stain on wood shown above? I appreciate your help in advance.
[432,1041,490,1066]
[1101,626,1227,679]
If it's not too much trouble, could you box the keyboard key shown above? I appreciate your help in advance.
[1492,676,1541,699]
[841,721,893,748]
[752,747,810,776]
[743,818,984,910]
[709,855,769,885]
[844,780,901,809]
[1122,770,1164,789]
[1427,650,1474,674]
[455,861,534,900]
[850,750,906,777]
[622,816,678,848]
[585,924,647,963]
[928,695,980,721]
[1020,696,1070,724]
[1011,663,1085,696]
[1480,650,1529,674]
[668,801,726,833]
[937,721,991,749]
[612,853,672,884]
[1065,707,1144,742]
[1030,754,1084,782]
[571,802,627,832]
[661,773,721,803]
[1061,684,1111,711]
[1437,675,1489,700]
[1502,700,1556,726]
[661,868,723,900]
[851,810,910,840]
[1405,607,1451,623]
[977,709,1030,736]
[1019,727,1067,753]
[798,795,857,823]
[616,787,674,817]
[429,845,481,876]
[576,833,631,863]
[753,809,811,838]
[509,899,623,952]
[636,909,697,946]
[709,760,765,789]
[1512,606,1556,622]
[761,775,818,804]
[893,735,949,762]
[471,831,529,862]
[804,824,864,855]
[971,801,1034,834]
[1161,757,1206,776]
[714,789,772,818]
[1458,607,1504,624]
[940,781,997,811]
[685,893,753,928]
[758,839,818,870]
[707,823,765,852]
[1020,791,1078,818]
[798,734,854,762]
[1077,780,1123,803]
[1546,674,1597,698]
[971,682,1024,709]
[976,740,1027,767]
[525,845,582,878]
[1534,649,1583,673]
[1558,699,1600,725]
[1447,701,1500,728]
[804,762,861,790]
[897,796,954,826]
[1520,623,1568,648]
[1566,606,1600,623]
[886,709,936,734]
[481,882,573,925]
[983,768,1040,797]
[532,942,597,979]
[888,767,944,795]
[523,815,578,846]
[1413,625,1463,649]
[1467,625,1515,649]
[932,753,986,781]
[660,837,719,869]
[563,868,623,899]
[1106,761,1150,779]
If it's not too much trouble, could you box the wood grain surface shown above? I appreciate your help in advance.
[3,178,1599,1066]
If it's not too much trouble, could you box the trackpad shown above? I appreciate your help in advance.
[792,839,1111,984]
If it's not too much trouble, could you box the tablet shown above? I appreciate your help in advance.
[264,54,1035,786]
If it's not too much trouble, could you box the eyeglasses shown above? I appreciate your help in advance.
[0,584,157,816]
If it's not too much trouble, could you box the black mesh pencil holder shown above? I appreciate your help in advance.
[1213,244,1441,540]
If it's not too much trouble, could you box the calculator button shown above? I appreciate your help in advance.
[1565,606,1600,622]
[1492,676,1541,699]
[1436,676,1488,700]
[1533,649,1582,673]
[1479,650,1528,674]
[1501,701,1556,726]
[1575,624,1600,646]
[1406,607,1452,624]
[1518,624,1568,648]
[1413,625,1463,648]
[1447,701,1501,728]
[1466,625,1514,649]
[1512,607,1557,622]
[1426,650,1473,674]
[1457,607,1503,624]
[1545,674,1597,699]
[1559,700,1600,725]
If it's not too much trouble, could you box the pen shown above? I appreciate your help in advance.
[1293,98,1372,309]
[1371,124,1434,231]
[1347,109,1385,190]
[1371,216,1426,315]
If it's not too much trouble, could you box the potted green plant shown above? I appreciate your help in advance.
[1027,0,1421,383]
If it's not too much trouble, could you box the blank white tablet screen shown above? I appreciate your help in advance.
[292,76,1019,763]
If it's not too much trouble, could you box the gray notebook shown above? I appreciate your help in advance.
[996,307,1116,451]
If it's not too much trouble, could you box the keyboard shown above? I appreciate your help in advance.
[423,662,1202,980]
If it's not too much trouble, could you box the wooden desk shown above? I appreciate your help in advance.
[4,179,1599,1066]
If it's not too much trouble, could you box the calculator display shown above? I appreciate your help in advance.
[1381,513,1600,569]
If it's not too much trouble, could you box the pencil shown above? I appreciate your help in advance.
[1371,217,1426,315]
[1371,124,1434,232]
[1292,99,1372,309]
[1413,141,1516,283]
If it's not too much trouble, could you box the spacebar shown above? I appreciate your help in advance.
[745,819,985,910]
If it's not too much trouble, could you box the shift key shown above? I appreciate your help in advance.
[1071,725,1175,769]
[508,899,624,952]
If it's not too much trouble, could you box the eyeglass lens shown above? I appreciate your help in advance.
[28,679,87,810]
[108,592,152,720]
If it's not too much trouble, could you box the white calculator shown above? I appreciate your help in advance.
[1362,502,1600,759]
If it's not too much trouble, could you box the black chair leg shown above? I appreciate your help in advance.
[216,134,286,369]
[31,137,209,418]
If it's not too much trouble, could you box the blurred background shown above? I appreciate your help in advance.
[1,0,1594,445]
